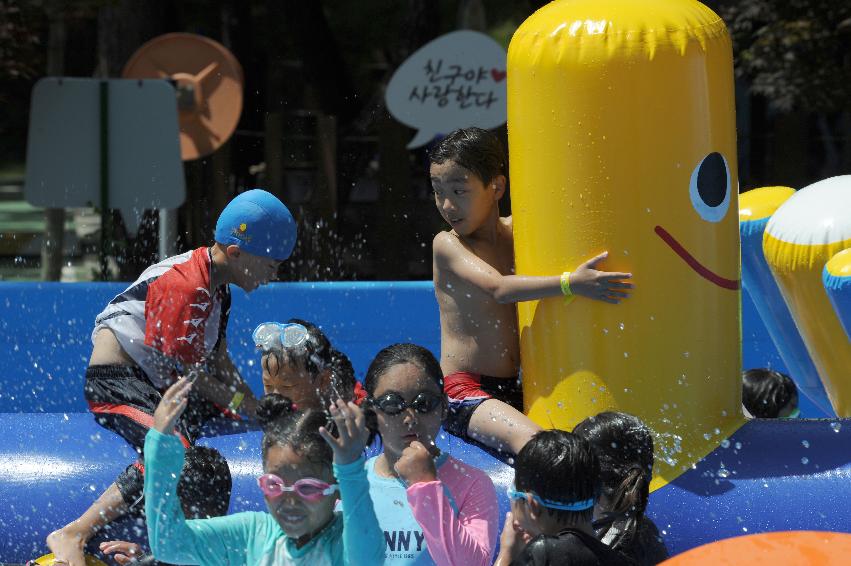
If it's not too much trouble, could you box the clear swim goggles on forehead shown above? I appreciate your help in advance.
[252,322,310,351]
[507,485,595,511]
[257,474,339,502]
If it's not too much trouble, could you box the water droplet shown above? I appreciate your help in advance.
[801,457,809,465]
[742,527,748,532]
[682,351,690,358]
[801,440,809,448]
[734,442,742,450]
[506,457,514,465]
[720,439,730,448]
[717,468,730,478]
[618,322,625,331]
[703,433,712,440]
[602,328,609,335]
[830,422,842,433]
[623,352,629,358]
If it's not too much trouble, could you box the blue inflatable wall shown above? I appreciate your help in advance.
[0,282,848,562]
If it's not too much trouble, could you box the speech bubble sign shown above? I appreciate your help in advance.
[386,30,507,149]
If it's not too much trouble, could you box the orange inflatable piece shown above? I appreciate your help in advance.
[661,531,851,565]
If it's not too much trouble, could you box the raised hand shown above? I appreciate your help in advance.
[394,440,439,485]
[318,398,370,465]
[99,540,143,565]
[153,377,192,435]
[569,251,633,304]
[494,512,530,566]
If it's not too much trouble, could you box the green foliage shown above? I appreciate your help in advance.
[0,0,43,81]
[721,0,851,112]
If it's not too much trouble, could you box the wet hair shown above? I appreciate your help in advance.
[363,343,445,442]
[329,347,357,401]
[574,412,653,551]
[260,318,357,401]
[256,394,333,470]
[742,368,798,418]
[514,430,599,525]
[429,127,506,185]
[178,445,232,519]
[261,318,330,377]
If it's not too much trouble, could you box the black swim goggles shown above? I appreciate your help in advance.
[369,391,443,415]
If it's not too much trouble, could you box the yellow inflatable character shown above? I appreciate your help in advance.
[508,0,744,486]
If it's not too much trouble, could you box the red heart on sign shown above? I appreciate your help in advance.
[491,69,506,82]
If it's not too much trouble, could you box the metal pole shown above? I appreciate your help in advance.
[158,208,178,260]
[99,80,109,280]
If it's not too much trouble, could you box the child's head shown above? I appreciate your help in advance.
[363,343,446,458]
[574,411,653,541]
[256,394,337,542]
[214,189,297,292]
[429,128,507,236]
[510,430,599,537]
[178,446,232,519]
[742,368,799,418]
[256,319,355,410]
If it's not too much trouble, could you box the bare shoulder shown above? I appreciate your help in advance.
[433,230,467,265]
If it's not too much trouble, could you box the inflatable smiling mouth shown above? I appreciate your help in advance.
[655,225,739,290]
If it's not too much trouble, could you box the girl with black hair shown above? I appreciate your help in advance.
[143,378,381,565]
[346,343,499,566]
[574,412,668,565]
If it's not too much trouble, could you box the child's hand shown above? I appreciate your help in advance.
[153,377,192,434]
[569,251,633,304]
[99,540,142,565]
[394,440,439,485]
[319,399,370,465]
[495,512,529,565]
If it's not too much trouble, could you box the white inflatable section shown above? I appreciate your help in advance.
[765,175,851,245]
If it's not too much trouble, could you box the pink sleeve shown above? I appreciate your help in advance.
[406,466,499,566]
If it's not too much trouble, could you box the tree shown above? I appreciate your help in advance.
[722,0,851,178]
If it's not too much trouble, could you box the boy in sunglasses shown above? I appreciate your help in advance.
[494,430,631,566]
[49,190,297,566]
[429,128,632,456]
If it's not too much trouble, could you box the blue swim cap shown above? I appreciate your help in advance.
[215,189,297,260]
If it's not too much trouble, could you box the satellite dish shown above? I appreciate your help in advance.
[122,32,243,160]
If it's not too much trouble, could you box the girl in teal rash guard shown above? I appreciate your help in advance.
[144,379,382,566]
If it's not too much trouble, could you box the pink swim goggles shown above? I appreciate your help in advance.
[257,473,339,502]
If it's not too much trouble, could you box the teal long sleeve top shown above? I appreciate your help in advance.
[143,428,384,566]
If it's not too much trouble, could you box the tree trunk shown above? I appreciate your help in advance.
[374,0,440,279]
[40,0,66,281]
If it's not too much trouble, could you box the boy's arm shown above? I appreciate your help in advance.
[206,339,258,418]
[433,232,632,304]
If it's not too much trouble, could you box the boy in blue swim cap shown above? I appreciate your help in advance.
[48,190,297,566]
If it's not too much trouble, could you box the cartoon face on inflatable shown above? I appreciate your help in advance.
[508,0,744,486]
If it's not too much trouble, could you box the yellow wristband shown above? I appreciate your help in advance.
[560,272,573,297]
[228,391,245,412]
[560,272,576,305]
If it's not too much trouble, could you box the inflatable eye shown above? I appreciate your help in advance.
[689,152,730,223]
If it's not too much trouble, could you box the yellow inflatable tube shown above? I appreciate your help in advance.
[764,175,851,416]
[508,0,744,488]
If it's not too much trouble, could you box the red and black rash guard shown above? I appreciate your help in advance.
[93,247,230,389]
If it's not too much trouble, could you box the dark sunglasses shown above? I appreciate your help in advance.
[370,391,443,415]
